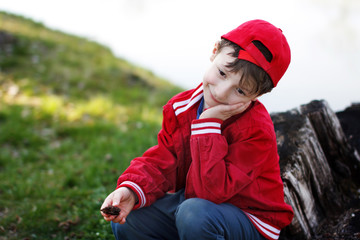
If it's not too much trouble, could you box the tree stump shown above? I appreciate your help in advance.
[336,103,360,155]
[300,100,360,187]
[271,100,360,239]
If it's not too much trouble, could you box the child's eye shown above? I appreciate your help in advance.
[218,69,226,77]
[236,88,245,95]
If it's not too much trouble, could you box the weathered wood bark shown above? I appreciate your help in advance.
[301,100,360,187]
[271,100,360,240]
[337,103,360,155]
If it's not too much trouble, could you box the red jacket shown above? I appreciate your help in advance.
[117,83,294,240]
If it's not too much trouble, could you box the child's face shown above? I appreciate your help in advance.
[202,44,259,109]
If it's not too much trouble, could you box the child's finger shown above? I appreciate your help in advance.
[224,102,246,114]
[112,214,125,224]
[103,214,116,222]
[100,193,114,210]
[112,191,121,206]
[233,101,251,113]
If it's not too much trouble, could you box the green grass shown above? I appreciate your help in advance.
[0,11,182,239]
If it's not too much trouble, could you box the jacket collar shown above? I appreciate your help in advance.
[173,83,203,117]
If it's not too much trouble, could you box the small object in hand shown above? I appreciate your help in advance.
[101,206,121,216]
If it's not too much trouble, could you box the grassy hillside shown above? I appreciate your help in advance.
[0,11,182,239]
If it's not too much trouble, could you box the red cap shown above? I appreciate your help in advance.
[221,19,291,87]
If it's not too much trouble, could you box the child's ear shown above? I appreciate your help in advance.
[210,41,220,62]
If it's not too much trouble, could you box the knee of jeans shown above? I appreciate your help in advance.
[111,221,126,240]
[175,198,213,229]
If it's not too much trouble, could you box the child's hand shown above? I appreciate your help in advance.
[199,101,251,121]
[100,187,138,224]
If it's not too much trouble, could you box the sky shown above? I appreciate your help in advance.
[1,0,360,113]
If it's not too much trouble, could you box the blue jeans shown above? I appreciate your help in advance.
[111,189,265,240]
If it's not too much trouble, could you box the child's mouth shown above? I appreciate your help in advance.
[209,90,224,105]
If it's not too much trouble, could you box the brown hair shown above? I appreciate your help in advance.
[217,39,274,96]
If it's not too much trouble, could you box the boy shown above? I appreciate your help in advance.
[101,19,294,240]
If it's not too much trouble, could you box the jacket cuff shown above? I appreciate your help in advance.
[191,118,223,136]
[117,181,147,209]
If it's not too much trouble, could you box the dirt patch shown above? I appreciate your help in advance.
[101,206,120,216]
[315,199,360,239]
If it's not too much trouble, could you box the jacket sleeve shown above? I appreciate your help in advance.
[116,104,178,209]
[186,117,275,204]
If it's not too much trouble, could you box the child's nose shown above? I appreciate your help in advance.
[215,82,231,102]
